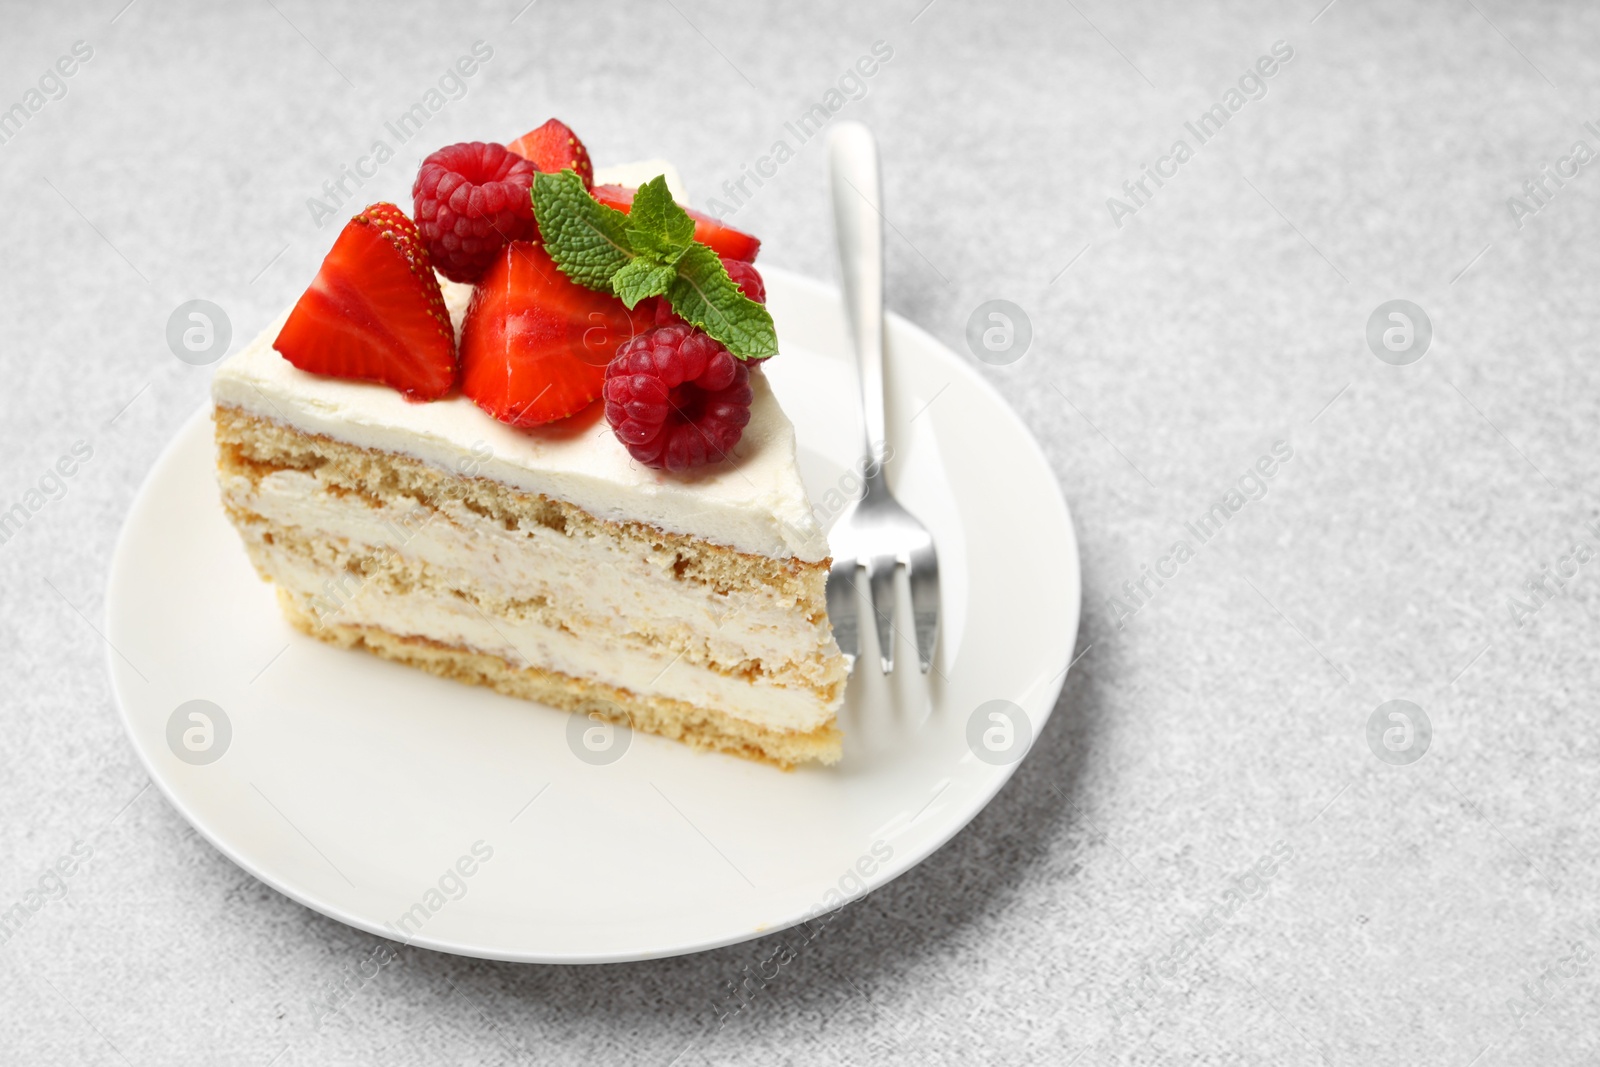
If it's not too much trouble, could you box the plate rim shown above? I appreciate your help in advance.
[105,265,1081,964]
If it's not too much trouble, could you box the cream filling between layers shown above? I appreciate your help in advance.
[220,465,836,686]
[251,538,833,733]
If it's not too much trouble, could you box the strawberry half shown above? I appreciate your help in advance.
[507,119,594,189]
[591,184,761,263]
[275,203,456,401]
[460,241,650,426]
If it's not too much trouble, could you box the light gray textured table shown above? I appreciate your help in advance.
[5,0,1599,1063]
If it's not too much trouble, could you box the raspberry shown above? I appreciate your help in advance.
[650,296,682,328]
[412,142,538,283]
[721,257,766,304]
[603,325,753,471]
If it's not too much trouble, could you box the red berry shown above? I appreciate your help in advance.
[507,118,594,189]
[602,325,753,471]
[721,257,766,304]
[412,142,538,283]
[275,203,456,400]
[591,184,761,262]
[461,241,650,426]
[649,296,682,328]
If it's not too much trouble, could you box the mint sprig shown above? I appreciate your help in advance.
[531,170,778,360]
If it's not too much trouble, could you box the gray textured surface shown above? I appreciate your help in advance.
[4,0,1599,1062]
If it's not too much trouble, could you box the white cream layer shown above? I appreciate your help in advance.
[255,544,831,733]
[211,161,828,563]
[222,464,836,685]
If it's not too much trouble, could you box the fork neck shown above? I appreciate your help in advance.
[854,366,891,503]
[861,444,894,501]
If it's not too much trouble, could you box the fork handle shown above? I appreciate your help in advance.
[828,122,889,480]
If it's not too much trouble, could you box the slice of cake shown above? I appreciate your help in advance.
[212,124,847,768]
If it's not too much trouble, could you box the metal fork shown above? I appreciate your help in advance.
[824,122,940,675]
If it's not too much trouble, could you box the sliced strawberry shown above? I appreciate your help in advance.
[507,119,594,189]
[275,203,456,400]
[460,241,650,426]
[592,184,761,263]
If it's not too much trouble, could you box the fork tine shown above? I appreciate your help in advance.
[867,554,898,673]
[827,558,861,661]
[908,541,939,674]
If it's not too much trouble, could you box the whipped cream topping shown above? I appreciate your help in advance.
[211,163,828,563]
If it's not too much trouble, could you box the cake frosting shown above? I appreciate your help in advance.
[213,332,826,562]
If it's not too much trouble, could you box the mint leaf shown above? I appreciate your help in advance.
[611,259,676,308]
[667,243,778,359]
[531,170,778,359]
[531,170,634,290]
[627,176,696,258]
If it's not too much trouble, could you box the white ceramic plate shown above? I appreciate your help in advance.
[106,268,1080,963]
